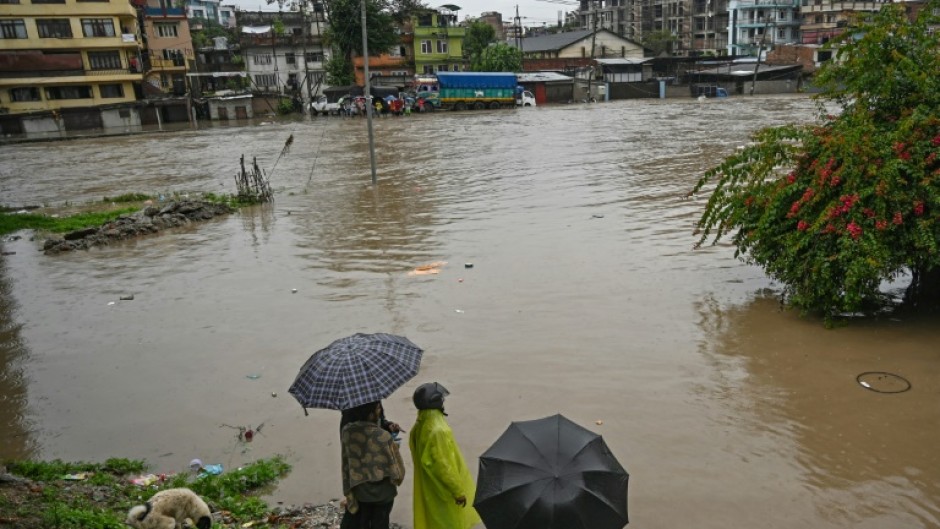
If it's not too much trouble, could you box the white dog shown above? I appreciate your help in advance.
[126,488,212,529]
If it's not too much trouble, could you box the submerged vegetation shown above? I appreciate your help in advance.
[0,456,292,529]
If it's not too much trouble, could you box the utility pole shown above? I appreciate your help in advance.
[301,0,312,114]
[587,0,597,101]
[360,0,377,184]
[750,20,768,95]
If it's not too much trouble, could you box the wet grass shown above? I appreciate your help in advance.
[1,456,291,529]
[0,208,140,237]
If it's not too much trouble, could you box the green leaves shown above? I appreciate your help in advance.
[691,0,940,320]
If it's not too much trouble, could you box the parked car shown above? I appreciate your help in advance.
[311,95,342,115]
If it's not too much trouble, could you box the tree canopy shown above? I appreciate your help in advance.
[473,43,522,72]
[690,1,940,321]
[464,21,496,69]
[322,0,399,80]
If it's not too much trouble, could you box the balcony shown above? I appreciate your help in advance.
[239,35,325,48]
[144,6,186,17]
[413,26,466,39]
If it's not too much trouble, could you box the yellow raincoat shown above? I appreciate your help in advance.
[409,409,482,529]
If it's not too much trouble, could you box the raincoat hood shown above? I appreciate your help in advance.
[413,382,449,411]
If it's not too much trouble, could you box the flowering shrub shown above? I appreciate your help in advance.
[691,1,940,319]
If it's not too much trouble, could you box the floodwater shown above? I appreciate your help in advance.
[1,96,939,528]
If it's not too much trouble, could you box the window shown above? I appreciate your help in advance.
[436,40,447,54]
[304,52,323,62]
[10,87,40,101]
[99,83,124,98]
[88,51,121,69]
[45,85,92,99]
[82,18,115,37]
[421,40,431,54]
[162,49,185,65]
[287,73,297,86]
[253,54,272,65]
[254,74,276,87]
[37,19,73,38]
[0,0,21,4]
[422,65,433,74]
[155,23,178,37]
[192,9,205,18]
[437,64,448,72]
[0,19,27,39]
[286,53,296,65]
[32,0,66,3]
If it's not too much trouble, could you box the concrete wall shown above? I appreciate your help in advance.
[101,108,142,133]
[209,98,254,120]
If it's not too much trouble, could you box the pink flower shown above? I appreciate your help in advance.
[914,201,925,216]
[797,220,809,231]
[893,212,904,225]
[847,221,862,239]
[876,219,888,231]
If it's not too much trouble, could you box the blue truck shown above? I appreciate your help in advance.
[435,72,531,110]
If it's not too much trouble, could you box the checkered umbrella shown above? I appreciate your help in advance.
[288,333,424,412]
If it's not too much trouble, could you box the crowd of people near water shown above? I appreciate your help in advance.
[339,95,432,117]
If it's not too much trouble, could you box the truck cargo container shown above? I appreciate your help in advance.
[436,72,520,110]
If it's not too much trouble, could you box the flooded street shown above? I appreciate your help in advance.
[1,96,938,528]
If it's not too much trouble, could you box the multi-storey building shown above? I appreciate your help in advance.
[185,0,220,24]
[0,0,142,116]
[412,7,466,74]
[237,7,328,103]
[799,0,886,44]
[140,0,194,96]
[727,0,800,56]
[575,0,730,56]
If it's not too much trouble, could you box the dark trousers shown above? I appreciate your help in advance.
[340,500,393,529]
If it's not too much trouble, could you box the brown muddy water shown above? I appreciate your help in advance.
[1,96,939,528]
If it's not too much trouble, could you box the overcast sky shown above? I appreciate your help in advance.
[227,0,573,29]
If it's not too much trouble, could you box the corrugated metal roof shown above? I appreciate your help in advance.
[516,72,574,83]
[595,58,652,65]
[515,29,593,53]
[697,63,802,77]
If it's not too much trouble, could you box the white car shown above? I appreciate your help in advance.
[310,95,341,115]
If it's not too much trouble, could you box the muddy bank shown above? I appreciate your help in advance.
[42,200,233,254]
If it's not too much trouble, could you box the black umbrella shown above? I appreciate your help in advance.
[475,414,629,529]
[287,333,423,412]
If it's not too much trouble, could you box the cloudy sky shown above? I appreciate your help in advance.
[227,0,573,29]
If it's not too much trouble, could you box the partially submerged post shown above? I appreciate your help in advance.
[236,155,274,203]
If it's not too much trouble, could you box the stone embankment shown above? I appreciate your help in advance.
[43,200,233,254]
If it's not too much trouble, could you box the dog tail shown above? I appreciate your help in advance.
[128,501,152,521]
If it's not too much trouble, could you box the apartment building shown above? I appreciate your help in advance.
[727,0,801,56]
[237,7,328,102]
[412,7,466,74]
[140,0,194,96]
[0,0,142,117]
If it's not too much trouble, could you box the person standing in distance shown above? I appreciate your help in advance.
[409,382,481,529]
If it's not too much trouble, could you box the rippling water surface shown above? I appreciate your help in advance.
[1,96,938,528]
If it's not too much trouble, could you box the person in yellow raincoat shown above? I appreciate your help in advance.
[409,382,481,529]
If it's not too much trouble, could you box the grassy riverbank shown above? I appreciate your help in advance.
[0,192,260,238]
[0,456,304,529]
